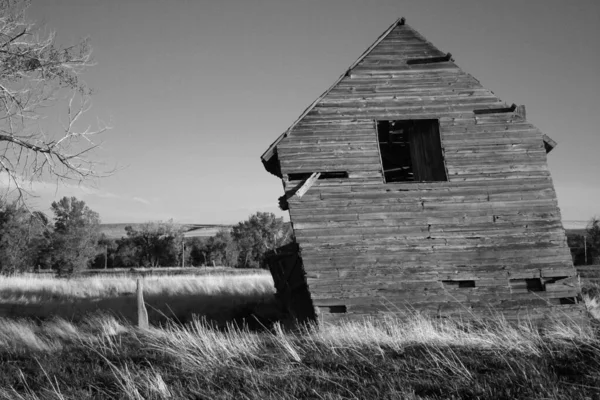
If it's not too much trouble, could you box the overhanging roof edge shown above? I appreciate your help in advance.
[542,134,557,153]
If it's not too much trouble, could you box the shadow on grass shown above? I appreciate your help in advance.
[0,291,285,331]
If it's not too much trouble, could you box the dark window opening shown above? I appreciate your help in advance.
[559,297,577,305]
[549,297,578,305]
[406,52,452,65]
[442,280,476,288]
[377,119,447,183]
[288,171,349,181]
[510,278,544,292]
[473,104,517,115]
[318,305,347,314]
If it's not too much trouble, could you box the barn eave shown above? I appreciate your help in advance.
[543,134,557,153]
[262,147,282,177]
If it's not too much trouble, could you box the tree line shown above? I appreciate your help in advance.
[2,195,599,275]
[567,217,600,265]
[0,197,293,275]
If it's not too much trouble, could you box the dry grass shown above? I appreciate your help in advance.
[0,272,273,303]
[585,295,600,320]
[0,274,598,398]
[0,272,278,326]
[582,281,600,320]
[0,311,597,399]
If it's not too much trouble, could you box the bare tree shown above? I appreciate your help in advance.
[0,0,108,202]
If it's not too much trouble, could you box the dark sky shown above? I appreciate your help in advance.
[22,0,600,225]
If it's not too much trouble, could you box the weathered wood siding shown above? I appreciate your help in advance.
[271,21,581,321]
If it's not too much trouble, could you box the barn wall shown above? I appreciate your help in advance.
[274,22,580,321]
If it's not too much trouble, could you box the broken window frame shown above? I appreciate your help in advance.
[375,119,448,184]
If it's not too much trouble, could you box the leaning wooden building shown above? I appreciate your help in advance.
[262,18,582,322]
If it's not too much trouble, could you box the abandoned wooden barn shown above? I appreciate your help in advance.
[262,18,582,322]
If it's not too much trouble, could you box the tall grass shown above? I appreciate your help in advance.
[582,281,600,320]
[0,273,277,326]
[0,272,273,303]
[0,312,597,399]
[0,274,598,398]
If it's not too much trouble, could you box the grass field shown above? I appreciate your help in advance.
[0,273,599,399]
[0,272,278,327]
[0,310,598,399]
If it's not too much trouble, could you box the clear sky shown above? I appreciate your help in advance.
[22,0,600,225]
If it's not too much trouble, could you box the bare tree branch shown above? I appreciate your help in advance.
[0,0,111,204]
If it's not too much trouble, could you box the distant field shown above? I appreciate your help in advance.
[0,272,277,326]
[66,266,267,277]
[100,223,231,239]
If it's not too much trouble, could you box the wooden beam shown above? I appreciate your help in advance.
[473,103,517,115]
[295,172,321,198]
[515,104,526,120]
[406,52,453,65]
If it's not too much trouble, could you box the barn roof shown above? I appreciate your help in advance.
[261,18,556,177]
[261,18,406,175]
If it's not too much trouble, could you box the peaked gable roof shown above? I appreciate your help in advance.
[261,18,555,177]
[262,18,406,166]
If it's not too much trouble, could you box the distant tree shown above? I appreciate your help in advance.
[587,217,600,265]
[124,220,183,267]
[182,238,192,266]
[188,237,203,266]
[567,218,600,266]
[207,229,239,267]
[113,237,140,268]
[49,196,101,275]
[29,210,53,270]
[187,237,210,266]
[231,212,293,268]
[91,234,118,269]
[0,1,109,203]
[567,233,589,266]
[0,201,47,273]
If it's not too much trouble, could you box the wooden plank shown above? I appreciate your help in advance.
[294,172,321,198]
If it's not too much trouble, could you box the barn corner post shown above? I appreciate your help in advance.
[265,241,317,324]
[261,17,583,325]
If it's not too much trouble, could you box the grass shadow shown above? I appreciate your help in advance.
[0,291,286,330]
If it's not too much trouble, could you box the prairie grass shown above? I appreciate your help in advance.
[0,312,598,399]
[0,272,277,326]
[0,274,599,398]
[582,281,600,320]
[0,272,273,303]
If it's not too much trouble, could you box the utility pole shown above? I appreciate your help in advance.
[585,236,588,265]
[182,240,185,268]
[104,245,108,269]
